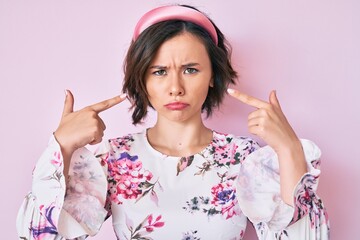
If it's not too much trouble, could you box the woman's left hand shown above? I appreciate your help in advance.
[227,88,301,155]
[228,88,307,205]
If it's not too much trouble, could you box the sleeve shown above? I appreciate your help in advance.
[16,135,109,240]
[235,139,330,239]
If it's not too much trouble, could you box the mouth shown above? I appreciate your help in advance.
[164,102,189,110]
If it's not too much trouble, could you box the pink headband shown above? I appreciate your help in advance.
[132,5,218,45]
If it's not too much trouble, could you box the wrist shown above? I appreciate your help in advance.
[53,131,76,157]
[53,131,73,181]
[276,138,307,174]
[276,138,303,157]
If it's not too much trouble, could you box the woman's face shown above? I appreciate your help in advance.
[145,32,213,123]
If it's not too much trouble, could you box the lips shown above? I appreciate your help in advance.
[164,102,189,110]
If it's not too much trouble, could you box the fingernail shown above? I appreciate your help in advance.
[64,89,68,97]
[227,88,235,94]
[120,93,127,99]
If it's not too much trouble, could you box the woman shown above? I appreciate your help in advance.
[17,4,329,240]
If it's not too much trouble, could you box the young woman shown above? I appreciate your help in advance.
[17,4,329,240]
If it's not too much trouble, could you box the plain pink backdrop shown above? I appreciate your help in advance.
[1,0,359,239]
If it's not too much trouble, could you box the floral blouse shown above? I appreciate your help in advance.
[17,131,329,239]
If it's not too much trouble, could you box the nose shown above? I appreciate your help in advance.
[169,88,184,96]
[169,74,185,96]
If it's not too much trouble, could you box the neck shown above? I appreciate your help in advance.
[147,115,212,157]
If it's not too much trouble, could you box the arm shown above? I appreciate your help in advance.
[276,139,307,205]
[227,89,306,205]
[54,90,126,181]
[16,136,69,239]
[236,139,329,238]
[228,89,329,237]
[16,136,109,239]
[17,90,126,239]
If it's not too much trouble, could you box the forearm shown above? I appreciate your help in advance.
[60,147,72,181]
[277,139,307,206]
[53,132,75,182]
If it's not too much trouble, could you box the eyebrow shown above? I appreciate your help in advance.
[149,63,200,69]
[149,65,167,69]
[183,63,200,68]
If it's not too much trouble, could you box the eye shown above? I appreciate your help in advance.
[184,68,199,74]
[153,69,167,76]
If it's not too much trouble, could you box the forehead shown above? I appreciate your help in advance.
[151,32,210,63]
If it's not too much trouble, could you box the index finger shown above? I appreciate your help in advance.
[227,88,268,109]
[89,93,127,113]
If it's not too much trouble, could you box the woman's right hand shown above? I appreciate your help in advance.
[54,90,127,158]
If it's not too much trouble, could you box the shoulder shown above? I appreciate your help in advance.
[209,131,260,165]
[108,131,147,151]
[212,131,260,151]
[95,131,145,157]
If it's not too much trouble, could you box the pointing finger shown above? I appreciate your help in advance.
[62,89,74,118]
[227,88,268,109]
[269,90,281,109]
[89,93,127,113]
[98,116,106,131]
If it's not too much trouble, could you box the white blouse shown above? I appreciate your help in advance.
[17,131,329,239]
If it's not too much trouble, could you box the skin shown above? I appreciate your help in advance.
[227,88,307,205]
[54,31,307,206]
[54,90,126,180]
[145,32,214,157]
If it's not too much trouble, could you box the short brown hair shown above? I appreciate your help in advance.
[122,6,237,125]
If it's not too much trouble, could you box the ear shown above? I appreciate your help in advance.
[209,77,214,87]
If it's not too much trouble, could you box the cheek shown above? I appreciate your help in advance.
[145,80,157,98]
[197,87,210,98]
[146,75,166,91]
[192,81,211,95]
[146,82,163,105]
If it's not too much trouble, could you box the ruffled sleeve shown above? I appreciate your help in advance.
[16,135,108,240]
[236,139,330,239]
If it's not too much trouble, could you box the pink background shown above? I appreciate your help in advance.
[1,0,359,239]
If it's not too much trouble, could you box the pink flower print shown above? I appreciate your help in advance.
[211,181,236,205]
[117,175,142,199]
[130,164,153,182]
[207,135,259,168]
[100,152,109,166]
[108,153,139,179]
[106,152,160,205]
[30,203,58,238]
[127,214,165,239]
[50,151,62,168]
[213,144,239,166]
[311,158,321,170]
[115,158,154,200]
[211,181,239,219]
[108,182,122,204]
[220,201,238,219]
[111,135,134,151]
[144,214,165,232]
[176,156,194,176]
[150,189,159,207]
[291,175,329,230]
